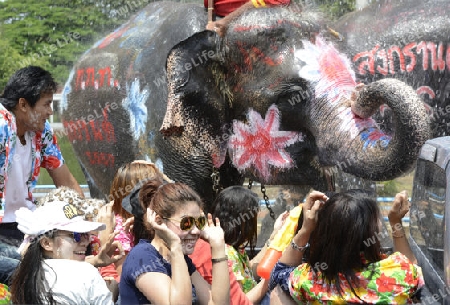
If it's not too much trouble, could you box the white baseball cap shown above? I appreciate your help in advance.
[16,200,106,237]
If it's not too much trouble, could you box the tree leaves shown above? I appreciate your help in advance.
[0,0,151,87]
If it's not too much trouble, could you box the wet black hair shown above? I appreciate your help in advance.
[307,189,381,298]
[211,186,260,252]
[0,66,57,111]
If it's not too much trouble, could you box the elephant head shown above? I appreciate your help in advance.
[161,6,432,185]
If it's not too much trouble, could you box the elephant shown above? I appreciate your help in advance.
[332,0,450,138]
[61,1,431,211]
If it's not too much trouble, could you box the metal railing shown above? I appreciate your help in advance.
[33,184,91,198]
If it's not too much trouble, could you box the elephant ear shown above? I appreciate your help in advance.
[160,30,229,138]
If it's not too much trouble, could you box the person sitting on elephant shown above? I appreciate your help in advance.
[190,185,287,305]
[269,189,424,304]
[119,180,230,304]
[206,0,291,36]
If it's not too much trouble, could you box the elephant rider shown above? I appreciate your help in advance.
[206,0,291,37]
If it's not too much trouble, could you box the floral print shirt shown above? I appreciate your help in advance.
[286,252,424,304]
[0,284,10,304]
[114,214,134,252]
[0,105,64,205]
[225,244,257,293]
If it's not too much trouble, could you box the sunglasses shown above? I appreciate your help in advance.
[164,215,207,231]
[57,232,90,243]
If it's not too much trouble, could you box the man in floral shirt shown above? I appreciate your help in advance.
[0,66,82,258]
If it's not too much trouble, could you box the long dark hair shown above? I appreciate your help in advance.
[211,186,259,252]
[307,189,382,298]
[10,232,57,304]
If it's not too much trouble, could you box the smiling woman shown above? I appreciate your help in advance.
[9,200,114,305]
[119,181,230,305]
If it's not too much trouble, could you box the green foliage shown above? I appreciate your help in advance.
[312,0,356,20]
[38,135,86,185]
[377,180,400,197]
[0,0,151,86]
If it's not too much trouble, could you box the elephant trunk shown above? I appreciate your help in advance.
[315,78,431,181]
[160,93,184,137]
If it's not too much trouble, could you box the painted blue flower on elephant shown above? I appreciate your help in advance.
[360,128,391,150]
[122,79,149,140]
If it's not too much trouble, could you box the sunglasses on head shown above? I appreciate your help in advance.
[57,232,90,243]
[164,215,207,231]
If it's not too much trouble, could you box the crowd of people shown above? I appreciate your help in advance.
[0,67,425,303]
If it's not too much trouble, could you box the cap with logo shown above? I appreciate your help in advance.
[15,200,106,237]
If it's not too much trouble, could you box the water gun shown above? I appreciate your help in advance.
[257,204,303,279]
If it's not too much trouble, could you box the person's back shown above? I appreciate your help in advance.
[270,189,424,304]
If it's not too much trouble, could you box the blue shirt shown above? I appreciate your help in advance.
[120,239,197,304]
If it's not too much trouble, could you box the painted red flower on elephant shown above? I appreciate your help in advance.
[228,104,302,181]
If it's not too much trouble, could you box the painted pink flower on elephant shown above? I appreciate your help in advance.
[296,36,356,104]
[228,105,302,181]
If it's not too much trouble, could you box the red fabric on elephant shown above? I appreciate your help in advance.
[205,0,290,17]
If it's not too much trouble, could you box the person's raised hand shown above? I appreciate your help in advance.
[88,231,125,267]
[146,208,181,249]
[98,202,115,232]
[123,216,135,233]
[388,190,410,225]
[302,190,328,234]
[200,213,225,249]
[97,202,116,254]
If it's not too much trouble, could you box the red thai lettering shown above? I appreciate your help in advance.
[76,69,85,90]
[354,41,450,76]
[98,67,112,88]
[416,86,436,99]
[80,120,90,142]
[101,106,116,143]
[376,49,388,75]
[388,46,405,74]
[416,41,429,71]
[447,45,450,71]
[74,66,119,91]
[353,45,379,75]
[403,42,417,72]
[85,68,95,87]
[89,120,104,141]
[428,42,446,71]
[85,151,115,166]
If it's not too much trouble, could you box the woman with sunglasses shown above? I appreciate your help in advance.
[10,200,114,305]
[119,181,230,305]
